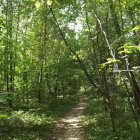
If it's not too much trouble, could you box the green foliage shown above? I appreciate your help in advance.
[0,111,8,118]
[0,92,9,103]
[132,26,140,31]
[0,0,140,139]
[83,96,140,140]
[118,44,140,54]
[99,58,121,70]
[0,97,78,140]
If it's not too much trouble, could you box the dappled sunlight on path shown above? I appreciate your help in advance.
[47,97,88,140]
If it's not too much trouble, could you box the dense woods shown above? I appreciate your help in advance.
[0,0,140,139]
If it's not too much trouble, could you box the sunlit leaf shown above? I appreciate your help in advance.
[35,1,41,8]
[133,66,140,70]
[47,0,52,6]
[0,110,8,117]
[132,25,140,31]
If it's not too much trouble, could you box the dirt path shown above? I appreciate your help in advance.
[47,97,88,140]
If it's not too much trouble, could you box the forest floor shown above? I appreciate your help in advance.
[45,96,88,140]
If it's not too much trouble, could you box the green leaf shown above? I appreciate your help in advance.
[0,114,8,117]
[35,1,42,8]
[133,66,140,70]
[118,44,140,54]
[132,25,140,31]
[47,0,52,5]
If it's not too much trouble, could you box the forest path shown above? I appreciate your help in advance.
[47,96,88,140]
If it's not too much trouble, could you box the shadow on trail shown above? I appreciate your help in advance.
[47,97,88,140]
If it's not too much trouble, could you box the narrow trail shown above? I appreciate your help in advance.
[47,97,88,140]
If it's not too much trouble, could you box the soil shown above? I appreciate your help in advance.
[46,96,88,140]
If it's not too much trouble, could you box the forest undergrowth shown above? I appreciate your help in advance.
[0,0,140,139]
[0,96,79,140]
[83,94,140,140]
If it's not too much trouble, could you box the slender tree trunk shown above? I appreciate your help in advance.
[120,75,140,133]
[109,0,140,111]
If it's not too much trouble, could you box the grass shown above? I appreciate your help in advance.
[0,96,79,140]
[82,95,140,140]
